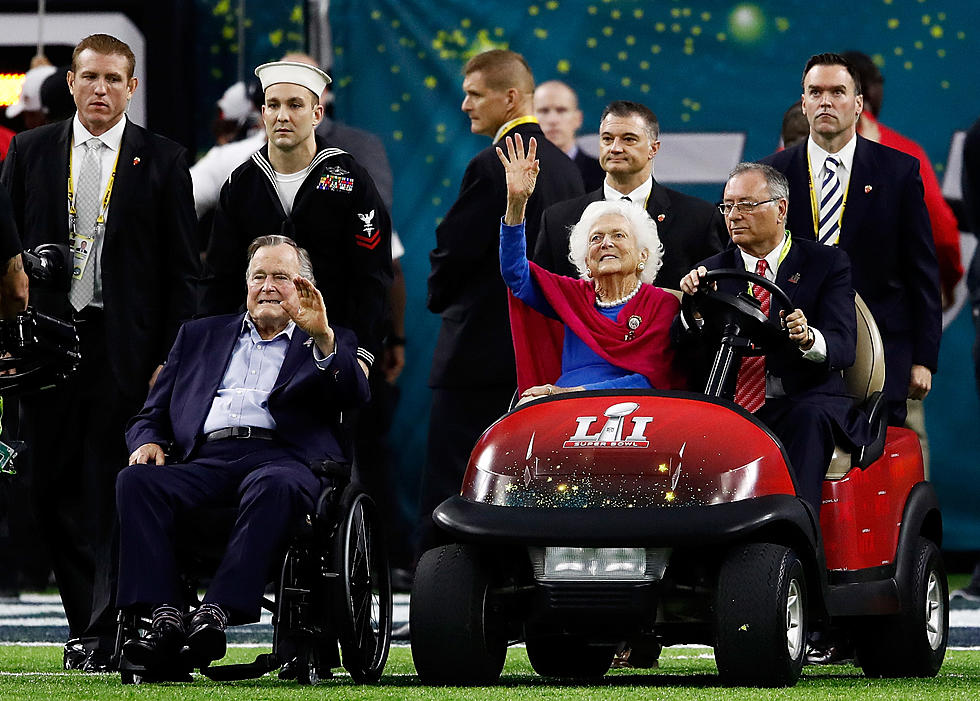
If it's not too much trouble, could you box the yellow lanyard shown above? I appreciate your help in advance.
[67,140,121,232]
[806,150,848,243]
[746,233,793,294]
[493,115,540,143]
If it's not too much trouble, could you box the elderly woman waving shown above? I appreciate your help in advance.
[497,134,685,403]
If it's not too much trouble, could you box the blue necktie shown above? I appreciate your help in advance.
[818,155,843,245]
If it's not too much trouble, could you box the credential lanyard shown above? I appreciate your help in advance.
[746,233,793,295]
[806,150,848,244]
[67,140,121,235]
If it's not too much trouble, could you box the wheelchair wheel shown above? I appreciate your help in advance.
[332,488,392,682]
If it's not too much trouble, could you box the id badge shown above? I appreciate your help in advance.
[71,233,95,280]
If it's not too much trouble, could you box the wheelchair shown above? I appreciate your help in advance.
[114,457,393,685]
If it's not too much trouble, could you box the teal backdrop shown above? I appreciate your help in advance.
[326,0,980,550]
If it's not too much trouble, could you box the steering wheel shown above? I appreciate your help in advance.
[681,268,796,356]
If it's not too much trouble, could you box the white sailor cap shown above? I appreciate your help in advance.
[254,61,331,97]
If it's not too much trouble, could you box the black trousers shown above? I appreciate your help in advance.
[756,397,836,515]
[115,438,323,622]
[415,385,514,557]
[19,313,142,646]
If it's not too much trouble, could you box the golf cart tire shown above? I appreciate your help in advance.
[714,542,807,687]
[856,537,948,678]
[410,544,506,685]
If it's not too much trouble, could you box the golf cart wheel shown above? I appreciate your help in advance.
[715,543,807,687]
[410,544,506,685]
[856,537,948,678]
[525,634,616,679]
[332,489,392,683]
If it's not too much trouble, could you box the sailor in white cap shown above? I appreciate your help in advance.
[201,59,392,380]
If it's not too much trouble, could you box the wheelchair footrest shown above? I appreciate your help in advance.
[199,652,280,681]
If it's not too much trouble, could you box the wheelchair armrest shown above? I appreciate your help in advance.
[311,459,351,480]
[855,391,887,469]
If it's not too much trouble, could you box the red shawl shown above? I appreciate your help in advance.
[508,261,686,394]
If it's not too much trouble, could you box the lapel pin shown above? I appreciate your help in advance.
[304,338,313,347]
[864,184,872,193]
[132,157,141,166]
[657,214,666,222]
[788,273,801,284]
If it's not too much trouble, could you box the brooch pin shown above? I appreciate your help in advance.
[864,185,872,193]
[657,214,666,222]
[788,273,801,284]
[625,314,642,341]
[304,338,313,347]
[132,157,141,166]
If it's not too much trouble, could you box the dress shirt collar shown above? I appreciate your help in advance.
[242,314,296,342]
[604,175,653,206]
[72,112,126,152]
[807,132,857,177]
[739,232,790,279]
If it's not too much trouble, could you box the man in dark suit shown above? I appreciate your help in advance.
[117,235,368,671]
[534,80,604,191]
[681,163,865,513]
[761,53,940,426]
[533,100,727,290]
[0,34,198,670]
[420,50,584,555]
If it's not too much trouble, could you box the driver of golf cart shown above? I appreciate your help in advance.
[678,161,870,514]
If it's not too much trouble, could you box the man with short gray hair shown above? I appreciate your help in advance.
[680,162,867,515]
[117,235,368,673]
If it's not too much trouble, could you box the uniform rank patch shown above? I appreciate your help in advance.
[317,166,354,192]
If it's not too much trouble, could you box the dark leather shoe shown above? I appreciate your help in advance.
[804,642,854,665]
[123,621,185,669]
[186,606,227,664]
[63,639,88,670]
[80,647,115,673]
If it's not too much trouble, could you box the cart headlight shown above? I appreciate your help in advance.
[529,547,669,582]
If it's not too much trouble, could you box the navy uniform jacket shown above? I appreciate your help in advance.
[126,314,369,466]
[762,136,941,403]
[427,120,584,388]
[1,118,198,393]
[532,181,728,290]
[694,237,867,445]
[201,139,393,369]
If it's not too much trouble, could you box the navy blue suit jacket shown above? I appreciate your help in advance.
[695,237,866,446]
[126,314,370,465]
[762,137,941,403]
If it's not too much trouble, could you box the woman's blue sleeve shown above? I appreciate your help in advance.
[499,220,555,317]
[580,373,652,391]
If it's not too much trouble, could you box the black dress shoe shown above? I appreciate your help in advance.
[80,647,116,673]
[186,605,228,664]
[63,638,88,670]
[123,621,186,669]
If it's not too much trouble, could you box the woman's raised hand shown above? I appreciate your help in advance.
[496,133,539,216]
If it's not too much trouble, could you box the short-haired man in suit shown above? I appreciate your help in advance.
[761,53,941,426]
[420,50,585,555]
[680,162,866,514]
[117,236,368,672]
[533,100,727,290]
[1,33,198,670]
[534,80,604,191]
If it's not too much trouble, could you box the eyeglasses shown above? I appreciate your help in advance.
[717,198,778,216]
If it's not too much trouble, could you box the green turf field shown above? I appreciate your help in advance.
[2,645,980,700]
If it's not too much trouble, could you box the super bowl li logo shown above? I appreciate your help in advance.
[563,401,652,448]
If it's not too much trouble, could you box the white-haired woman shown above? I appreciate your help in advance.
[497,134,685,403]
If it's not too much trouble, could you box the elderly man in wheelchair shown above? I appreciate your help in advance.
[115,235,375,680]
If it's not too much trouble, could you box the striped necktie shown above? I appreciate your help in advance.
[734,259,771,413]
[818,155,843,245]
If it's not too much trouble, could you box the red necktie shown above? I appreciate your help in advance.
[734,259,771,412]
